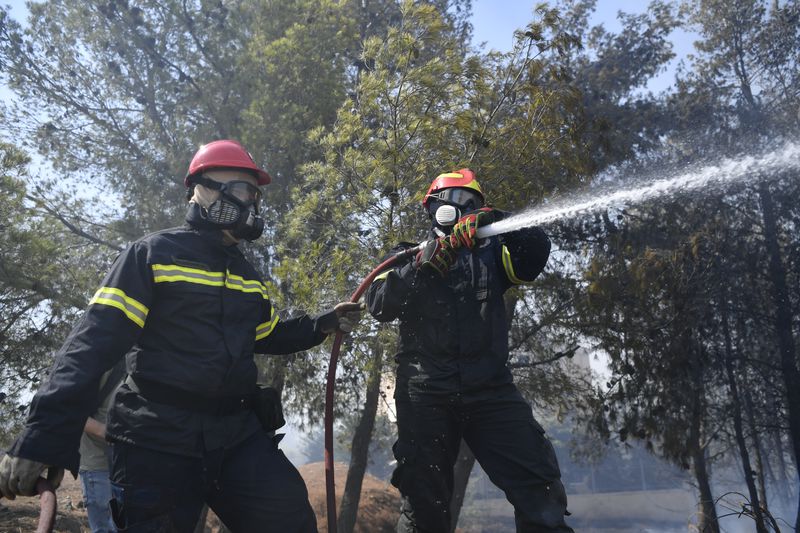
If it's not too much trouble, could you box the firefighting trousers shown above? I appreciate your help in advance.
[392,385,574,533]
[108,430,317,532]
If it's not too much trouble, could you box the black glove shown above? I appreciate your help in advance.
[415,238,456,277]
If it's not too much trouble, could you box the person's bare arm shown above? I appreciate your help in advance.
[83,418,106,440]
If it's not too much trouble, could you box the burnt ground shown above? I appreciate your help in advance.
[0,462,400,533]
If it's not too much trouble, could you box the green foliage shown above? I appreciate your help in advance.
[0,141,115,445]
[553,0,681,169]
[671,0,800,143]
[1,1,797,526]
[551,8,800,527]
[1,0,252,231]
[577,203,723,462]
[238,0,360,218]
[273,1,593,427]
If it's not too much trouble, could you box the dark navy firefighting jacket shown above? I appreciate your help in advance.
[366,224,550,402]
[8,225,329,472]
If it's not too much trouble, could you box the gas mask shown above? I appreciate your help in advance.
[426,187,484,232]
[187,175,265,241]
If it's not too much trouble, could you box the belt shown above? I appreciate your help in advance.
[126,375,256,415]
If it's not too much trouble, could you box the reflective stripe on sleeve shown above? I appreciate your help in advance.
[501,245,529,285]
[89,287,149,327]
[255,307,280,341]
[151,264,224,286]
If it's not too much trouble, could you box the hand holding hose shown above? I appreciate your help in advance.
[415,238,456,277]
[332,301,364,333]
[319,302,365,334]
[449,207,496,249]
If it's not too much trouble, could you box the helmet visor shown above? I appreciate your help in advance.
[429,188,483,208]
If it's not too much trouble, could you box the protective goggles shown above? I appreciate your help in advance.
[427,187,483,208]
[194,176,263,209]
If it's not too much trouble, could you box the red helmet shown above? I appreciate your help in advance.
[422,168,484,209]
[185,140,271,186]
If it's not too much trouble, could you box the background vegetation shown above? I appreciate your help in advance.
[1,1,798,531]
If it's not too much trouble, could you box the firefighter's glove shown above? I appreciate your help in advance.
[0,454,63,499]
[333,301,364,333]
[449,207,495,249]
[319,302,364,335]
[415,238,456,277]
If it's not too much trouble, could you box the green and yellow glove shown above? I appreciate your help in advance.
[449,207,495,249]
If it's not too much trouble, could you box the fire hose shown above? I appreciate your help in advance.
[323,242,424,532]
[322,223,504,531]
[34,478,57,533]
[0,478,57,533]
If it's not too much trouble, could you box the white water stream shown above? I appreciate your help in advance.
[476,140,800,238]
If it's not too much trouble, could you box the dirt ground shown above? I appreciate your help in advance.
[299,462,400,533]
[0,462,400,533]
[0,474,87,533]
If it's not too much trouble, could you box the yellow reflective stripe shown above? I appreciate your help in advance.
[501,245,528,285]
[89,287,149,328]
[151,264,224,286]
[373,270,391,282]
[255,307,279,340]
[151,265,269,298]
[225,271,268,299]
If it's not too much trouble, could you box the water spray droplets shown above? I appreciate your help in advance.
[477,140,800,238]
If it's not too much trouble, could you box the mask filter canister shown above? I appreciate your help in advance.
[434,204,459,227]
[206,198,242,225]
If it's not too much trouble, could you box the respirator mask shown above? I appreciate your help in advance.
[427,187,483,231]
[188,175,265,241]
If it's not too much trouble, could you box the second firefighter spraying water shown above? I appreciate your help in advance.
[366,169,574,532]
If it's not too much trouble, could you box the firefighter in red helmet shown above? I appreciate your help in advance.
[367,169,573,532]
[0,140,361,532]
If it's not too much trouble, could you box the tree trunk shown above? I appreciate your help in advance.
[687,341,719,533]
[338,346,383,533]
[449,440,476,532]
[719,291,767,532]
[772,429,794,509]
[743,389,771,514]
[690,408,720,533]
[758,183,800,531]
